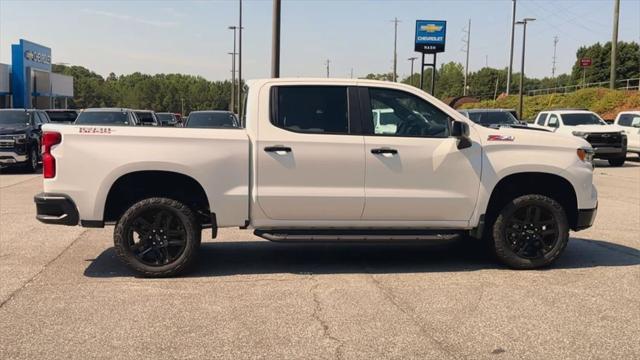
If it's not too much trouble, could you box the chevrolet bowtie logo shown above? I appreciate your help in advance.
[421,24,443,32]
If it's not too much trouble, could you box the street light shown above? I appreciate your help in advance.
[228,26,237,113]
[515,17,535,120]
[408,57,418,87]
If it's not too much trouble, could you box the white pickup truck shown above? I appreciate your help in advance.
[35,79,598,277]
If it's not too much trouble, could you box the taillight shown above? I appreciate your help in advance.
[42,131,62,179]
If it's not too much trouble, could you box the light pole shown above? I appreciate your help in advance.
[506,0,517,95]
[271,0,281,78]
[516,17,535,120]
[408,57,417,86]
[237,0,243,121]
[228,26,237,113]
[391,18,400,82]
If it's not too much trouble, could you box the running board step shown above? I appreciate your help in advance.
[254,229,464,242]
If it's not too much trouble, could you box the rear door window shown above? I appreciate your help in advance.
[271,86,350,134]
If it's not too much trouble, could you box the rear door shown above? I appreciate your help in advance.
[256,85,365,220]
[359,86,481,221]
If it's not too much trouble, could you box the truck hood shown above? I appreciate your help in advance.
[563,124,622,133]
[0,126,30,135]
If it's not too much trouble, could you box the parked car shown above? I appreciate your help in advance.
[75,108,138,126]
[184,110,239,128]
[458,109,527,128]
[35,78,597,277]
[45,109,79,124]
[133,110,159,126]
[156,112,178,127]
[0,108,48,172]
[613,111,640,156]
[532,109,627,166]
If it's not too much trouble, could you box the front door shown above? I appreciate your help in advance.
[256,85,365,220]
[359,86,482,222]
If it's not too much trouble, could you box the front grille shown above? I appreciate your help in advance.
[585,132,623,148]
[0,139,15,150]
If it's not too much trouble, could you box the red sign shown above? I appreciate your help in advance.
[580,58,592,68]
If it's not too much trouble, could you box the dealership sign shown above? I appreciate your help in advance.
[580,58,592,68]
[415,20,447,53]
[24,50,51,65]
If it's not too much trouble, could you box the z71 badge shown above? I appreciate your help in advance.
[79,127,113,134]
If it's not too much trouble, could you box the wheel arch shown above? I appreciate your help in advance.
[484,172,579,230]
[103,170,212,227]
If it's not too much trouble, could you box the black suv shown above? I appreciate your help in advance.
[0,109,49,172]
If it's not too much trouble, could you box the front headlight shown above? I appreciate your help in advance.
[572,131,588,137]
[13,134,27,143]
[577,148,594,163]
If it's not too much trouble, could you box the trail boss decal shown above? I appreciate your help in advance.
[487,135,515,141]
[79,127,113,134]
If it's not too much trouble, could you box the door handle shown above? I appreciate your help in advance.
[264,145,292,153]
[371,147,398,155]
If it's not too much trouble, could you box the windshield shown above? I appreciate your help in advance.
[0,111,29,126]
[75,111,130,125]
[467,111,519,126]
[156,113,174,122]
[562,113,606,126]
[46,111,77,123]
[135,112,156,125]
[186,112,238,128]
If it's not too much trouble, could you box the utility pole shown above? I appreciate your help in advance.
[350,68,354,79]
[463,19,471,96]
[326,59,330,78]
[610,0,620,89]
[485,54,488,68]
[408,57,417,86]
[391,18,400,82]
[181,97,185,116]
[516,18,535,120]
[507,0,517,95]
[237,0,243,120]
[228,26,237,113]
[551,35,559,78]
[271,0,281,78]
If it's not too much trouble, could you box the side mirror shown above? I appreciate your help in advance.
[451,121,472,149]
[451,121,470,137]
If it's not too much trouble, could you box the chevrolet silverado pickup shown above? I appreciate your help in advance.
[0,108,49,172]
[532,110,627,166]
[35,79,598,277]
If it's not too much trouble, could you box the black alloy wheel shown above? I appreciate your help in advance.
[114,198,201,277]
[492,194,569,269]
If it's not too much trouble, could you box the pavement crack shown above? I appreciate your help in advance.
[310,277,345,360]
[0,229,89,309]
[0,175,40,189]
[364,271,465,359]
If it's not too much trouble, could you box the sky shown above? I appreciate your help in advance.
[1,0,639,81]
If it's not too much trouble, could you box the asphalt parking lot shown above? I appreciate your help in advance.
[1,160,639,359]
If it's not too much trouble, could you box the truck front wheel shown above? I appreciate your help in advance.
[492,194,569,269]
[114,197,201,277]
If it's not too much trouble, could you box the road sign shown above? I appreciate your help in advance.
[580,58,592,68]
[415,20,447,53]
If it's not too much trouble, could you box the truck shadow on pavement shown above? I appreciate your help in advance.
[83,237,640,278]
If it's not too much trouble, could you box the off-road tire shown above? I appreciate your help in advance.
[23,147,38,173]
[607,156,626,167]
[492,194,569,269]
[114,197,201,277]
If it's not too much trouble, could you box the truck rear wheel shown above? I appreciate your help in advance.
[114,197,200,277]
[491,194,569,269]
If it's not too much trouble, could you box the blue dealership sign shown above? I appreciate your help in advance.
[415,20,447,53]
[11,39,52,108]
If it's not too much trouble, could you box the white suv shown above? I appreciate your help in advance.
[533,110,627,166]
[613,111,640,156]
